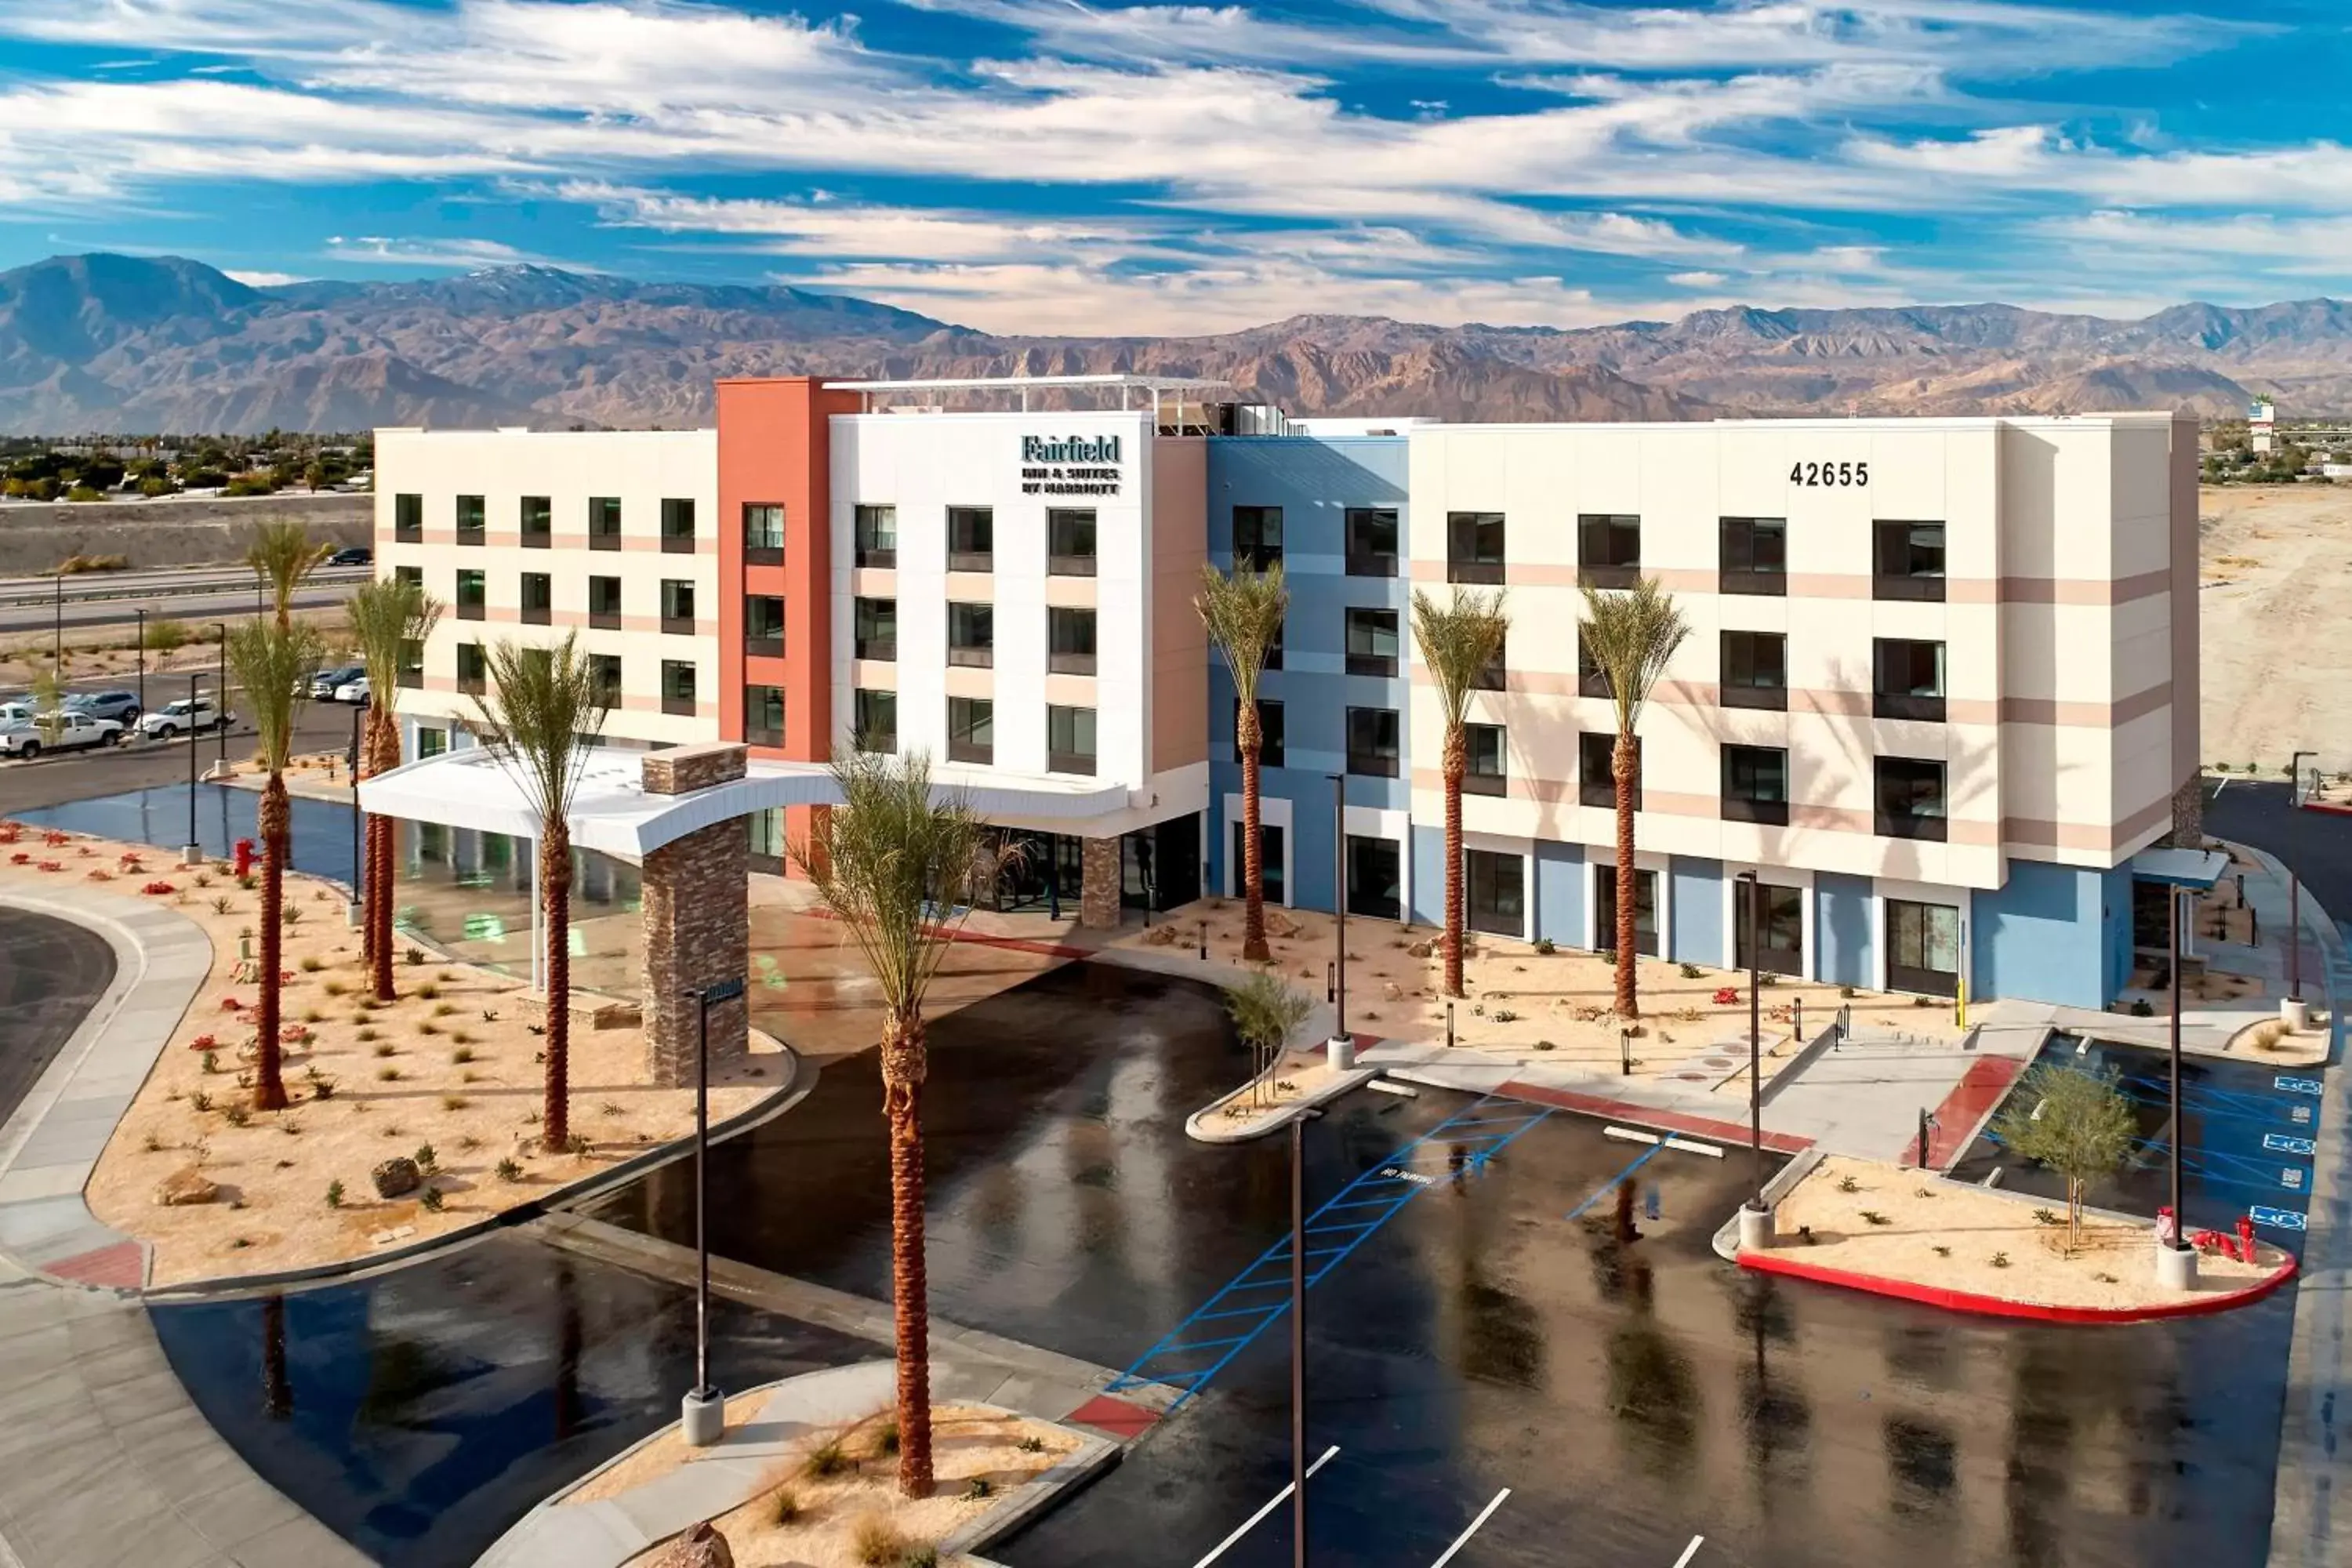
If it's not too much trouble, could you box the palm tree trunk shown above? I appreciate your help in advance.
[255,775,291,1111]
[882,1007,935,1497]
[543,821,572,1151]
[1239,715,1269,963]
[366,706,400,1001]
[1442,726,1466,998]
[1613,730,1639,1020]
[357,707,376,982]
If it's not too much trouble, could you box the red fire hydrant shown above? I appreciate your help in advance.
[2238,1214,2257,1264]
[234,838,256,879]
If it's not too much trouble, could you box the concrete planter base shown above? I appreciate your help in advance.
[681,1387,724,1448]
[2155,1241,2200,1292]
[2281,996,2310,1033]
[1328,1035,1356,1070]
[1738,1202,1775,1252]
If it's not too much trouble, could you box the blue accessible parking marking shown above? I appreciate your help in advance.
[2263,1134,2318,1157]
[2275,1076,2324,1097]
[2251,1204,2308,1232]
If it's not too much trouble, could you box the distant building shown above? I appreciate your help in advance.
[2250,398,2278,453]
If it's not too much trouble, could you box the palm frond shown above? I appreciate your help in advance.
[347,577,442,693]
[1410,588,1510,730]
[462,634,611,820]
[1578,576,1690,731]
[1196,561,1288,707]
[245,519,329,623]
[223,619,325,771]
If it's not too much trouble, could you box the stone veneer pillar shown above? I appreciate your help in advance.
[1079,836,1123,930]
[2165,775,2205,850]
[641,742,750,1087]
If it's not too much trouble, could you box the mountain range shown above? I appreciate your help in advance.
[4,251,2346,434]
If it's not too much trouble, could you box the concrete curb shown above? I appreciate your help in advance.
[1738,1245,2299,1323]
[1185,1062,1379,1144]
[1756,1021,1845,1108]
[938,1427,1120,1558]
[1710,1147,1824,1263]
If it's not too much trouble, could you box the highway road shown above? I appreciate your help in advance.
[0,564,369,635]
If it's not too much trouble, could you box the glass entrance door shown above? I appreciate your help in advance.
[1733,879,1805,975]
[1346,835,1402,920]
[1886,898,1961,996]
[1593,865,1658,955]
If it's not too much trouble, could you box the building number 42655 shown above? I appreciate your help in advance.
[1790,460,1869,487]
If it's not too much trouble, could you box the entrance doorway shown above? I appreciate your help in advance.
[1346,834,1402,920]
[1594,864,1658,955]
[1886,898,1961,996]
[1231,821,1285,906]
[1733,879,1805,975]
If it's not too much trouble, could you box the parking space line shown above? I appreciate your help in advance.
[1426,1487,1511,1568]
[1670,1536,1705,1568]
[1189,1445,1341,1568]
[1562,1145,1662,1222]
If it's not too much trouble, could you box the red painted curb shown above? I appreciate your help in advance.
[1924,1056,2026,1168]
[1738,1246,2299,1323]
[1496,1080,1814,1153]
[2300,800,2352,817]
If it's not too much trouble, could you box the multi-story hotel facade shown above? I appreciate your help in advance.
[376,376,2198,1011]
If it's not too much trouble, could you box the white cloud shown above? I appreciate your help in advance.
[223,267,306,285]
[1667,270,1726,287]
[323,234,591,270]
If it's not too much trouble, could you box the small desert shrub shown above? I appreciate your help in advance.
[600,1101,624,1118]
[199,1051,218,1075]
[1679,961,1706,979]
[403,946,424,966]
[563,1132,591,1155]
[451,1046,474,1064]
[358,1027,379,1044]
[450,1029,474,1046]
[142,1131,165,1153]
[430,1001,456,1018]
[1534,1039,1556,1051]
[495,1158,523,1181]
[372,1041,394,1057]
[437,969,455,982]
[325,1180,344,1208]
[209,895,231,915]
[441,1094,469,1112]
[802,1436,851,1479]
[481,1008,499,1023]
[457,1134,482,1151]
[768,1488,803,1526]
[191,1089,213,1113]
[1859,1210,1889,1226]
[2032,1207,2063,1227]
[312,1079,335,1100]
[194,873,212,888]
[377,1065,402,1082]
[417,983,439,1000]
[414,1142,437,1172]
[1835,1173,1860,1194]
[1839,985,1857,999]
[419,1186,444,1213]
[223,1105,250,1127]
[1990,1251,2012,1269]
[1491,1008,1519,1023]
[281,906,305,929]
[1534,938,1556,956]
[418,1020,440,1036]
[301,1007,324,1024]
[869,1414,901,1457]
[2129,998,2155,1018]
[1932,1244,1951,1258]
[323,979,346,996]
[1017,1435,1047,1454]
[299,955,323,972]
[849,1515,908,1566]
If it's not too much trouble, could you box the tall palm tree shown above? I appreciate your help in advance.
[465,635,608,1152]
[1579,577,1690,1019]
[246,518,327,629]
[1196,561,1287,962]
[1410,588,1510,999]
[347,578,442,1000]
[790,749,997,1498]
[223,614,324,1112]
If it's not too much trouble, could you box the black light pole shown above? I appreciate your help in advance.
[347,705,364,925]
[134,608,146,719]
[51,572,61,667]
[212,623,230,772]
[1290,1107,1323,1568]
[180,673,201,866]
[1328,772,1347,1058]
[681,975,745,1446]
[1737,871,1771,1249]
[2160,884,2196,1288]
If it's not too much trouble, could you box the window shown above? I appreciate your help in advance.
[1465,724,1507,796]
[1734,880,1805,975]
[456,494,485,543]
[948,506,993,572]
[521,495,551,547]
[1345,507,1399,578]
[521,572,552,625]
[1887,899,1962,996]
[394,564,422,589]
[948,602,994,667]
[948,696,993,764]
[1874,639,1947,722]
[1578,514,1641,587]
[455,568,486,620]
[455,641,486,695]
[1720,630,1788,711]
[1345,608,1399,677]
[1047,705,1096,775]
[1232,506,1283,570]
[1047,509,1096,575]
[1262,616,1284,672]
[1477,636,1505,692]
[1582,731,1639,809]
[1465,850,1524,937]
[394,492,423,541]
[1048,607,1097,675]
[1595,865,1659,955]
[1722,745,1790,826]
[660,659,697,716]
[1346,835,1402,920]
[745,595,784,658]
[588,575,622,630]
[746,684,785,748]
[415,724,448,759]
[1447,512,1504,584]
[854,597,896,661]
[396,638,423,688]
[661,498,696,554]
[1875,757,1948,840]
[589,496,622,550]
[659,580,696,634]
[854,688,898,753]
[743,503,785,563]
[1232,822,1285,905]
[855,505,897,568]
[1874,520,1945,601]
[1235,699,1283,768]
[588,654,621,703]
[747,808,786,875]
[1346,706,1400,778]
[1719,517,1786,594]
[1578,633,1613,699]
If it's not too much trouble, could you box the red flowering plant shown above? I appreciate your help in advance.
[8,852,28,866]
[142,880,176,896]
[85,868,114,882]
[35,860,63,873]
[219,996,245,1012]
[41,830,67,847]
[187,1033,218,1051]
[1713,987,1740,1005]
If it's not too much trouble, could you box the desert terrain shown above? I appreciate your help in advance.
[2198,484,2352,776]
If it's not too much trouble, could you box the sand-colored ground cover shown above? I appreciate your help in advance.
[2199,484,2352,775]
[1761,1155,2286,1312]
[1197,1050,1347,1134]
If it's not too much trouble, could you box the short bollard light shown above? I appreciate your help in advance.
[1620,1027,1632,1076]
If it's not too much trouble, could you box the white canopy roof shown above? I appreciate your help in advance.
[2129,846,2231,890]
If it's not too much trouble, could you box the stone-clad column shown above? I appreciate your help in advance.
[641,743,750,1087]
[1079,836,1123,930]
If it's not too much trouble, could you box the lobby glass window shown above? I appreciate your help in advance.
[1465,723,1507,796]
[520,572,551,625]
[948,602,994,667]
[1232,822,1284,905]
[455,568,485,620]
[394,492,423,541]
[1578,633,1613,699]
[1578,514,1641,588]
[588,496,621,550]
[1719,516,1786,594]
[1047,509,1096,575]
[1232,506,1283,571]
[1734,879,1805,975]
[588,654,621,703]
[455,641,485,695]
[1234,699,1283,768]
[1874,638,1947,722]
[1875,756,1948,840]
[1721,630,1788,710]
[660,498,696,554]
[1447,511,1505,584]
[855,597,896,661]
[415,724,448,758]
[1722,744,1790,826]
[1345,507,1399,577]
[948,696,993,764]
[745,595,784,658]
[521,495,552,547]
[396,638,423,688]
[456,494,485,543]
[1047,705,1096,775]
[1048,607,1096,674]
[1582,731,1640,809]
[1887,899,1962,996]
[855,505,897,568]
[947,506,993,572]
[659,579,696,634]
[588,575,622,630]
[394,564,422,590]
[743,503,785,563]
[1345,608,1399,677]
[1874,520,1946,601]
[1465,849,1524,937]
[661,659,697,716]
[1346,706,1400,778]
[747,808,786,875]
[1594,864,1659,955]
[746,684,785,747]
[1346,835,1403,920]
[854,688,897,753]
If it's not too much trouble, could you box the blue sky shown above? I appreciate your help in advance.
[2,0,2348,334]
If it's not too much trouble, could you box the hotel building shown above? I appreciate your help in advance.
[376,376,2199,1011]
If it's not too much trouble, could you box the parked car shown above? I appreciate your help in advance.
[309,665,365,700]
[328,547,372,566]
[66,690,141,725]
[0,710,124,759]
[0,702,34,728]
[334,676,371,706]
[137,698,233,740]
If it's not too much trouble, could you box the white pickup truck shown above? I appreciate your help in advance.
[137,697,234,740]
[0,710,125,759]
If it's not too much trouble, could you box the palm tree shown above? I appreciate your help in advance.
[223,614,324,1112]
[1579,577,1690,1019]
[1196,561,1288,962]
[1410,588,1510,999]
[789,749,999,1498]
[464,635,608,1152]
[347,578,442,1000]
[246,518,327,629]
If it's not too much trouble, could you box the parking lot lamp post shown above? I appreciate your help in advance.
[1737,871,1773,1250]
[2158,885,2199,1290]
[1328,773,1349,1066]
[180,674,201,866]
[134,608,146,718]
[347,705,364,927]
[681,976,745,1447]
[51,572,60,667]
[1290,1107,1322,1568]
[212,623,229,775]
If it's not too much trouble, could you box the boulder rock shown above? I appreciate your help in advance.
[648,1522,734,1568]
[155,1167,218,1207]
[371,1156,423,1199]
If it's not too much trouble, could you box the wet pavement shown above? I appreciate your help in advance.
[0,903,116,1118]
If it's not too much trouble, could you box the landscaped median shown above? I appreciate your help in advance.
[1735,1154,2297,1323]
[1185,1046,1377,1143]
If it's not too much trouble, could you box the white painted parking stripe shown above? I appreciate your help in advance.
[1605,1126,1662,1145]
[1671,1536,1706,1568]
[1189,1446,1341,1568]
[1427,1487,1511,1568]
[1662,1137,1723,1158]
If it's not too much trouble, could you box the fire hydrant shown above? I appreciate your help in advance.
[2237,1214,2257,1265]
[234,838,256,879]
